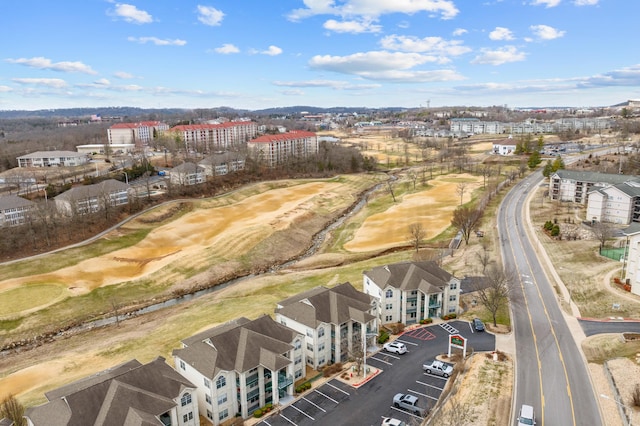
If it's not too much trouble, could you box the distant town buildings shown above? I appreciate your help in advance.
[247,130,319,168]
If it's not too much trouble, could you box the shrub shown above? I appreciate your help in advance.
[378,331,390,344]
[323,363,343,377]
[253,409,263,418]
[551,225,560,236]
[420,318,433,324]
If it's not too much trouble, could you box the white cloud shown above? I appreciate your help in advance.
[471,46,526,65]
[489,27,514,41]
[379,35,471,57]
[0,86,12,92]
[530,24,565,40]
[112,3,153,24]
[261,46,283,56]
[273,79,381,90]
[6,57,97,74]
[453,28,467,36]
[323,19,381,33]
[127,36,187,46]
[114,71,134,79]
[288,0,459,21]
[12,78,68,88]
[197,5,224,26]
[574,0,598,5]
[530,0,561,7]
[214,43,240,54]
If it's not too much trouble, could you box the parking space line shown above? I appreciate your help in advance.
[302,396,326,413]
[368,356,393,365]
[422,372,449,381]
[416,380,445,391]
[407,388,429,398]
[314,389,339,404]
[395,339,418,346]
[261,420,272,426]
[390,406,424,420]
[378,352,400,360]
[291,404,314,420]
[326,381,350,396]
[280,413,297,425]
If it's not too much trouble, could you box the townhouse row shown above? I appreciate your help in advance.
[20,261,460,425]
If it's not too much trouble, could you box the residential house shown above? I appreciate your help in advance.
[363,261,461,325]
[0,195,35,226]
[549,170,636,204]
[173,315,304,424]
[169,162,206,186]
[493,137,518,156]
[17,151,90,168]
[247,131,319,168]
[275,282,377,370]
[25,357,199,426]
[54,179,130,215]
[198,152,246,177]
[586,181,640,224]
[167,121,258,153]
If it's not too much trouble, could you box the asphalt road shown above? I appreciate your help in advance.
[498,170,603,426]
[578,319,640,336]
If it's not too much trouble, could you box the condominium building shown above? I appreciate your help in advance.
[363,261,460,325]
[54,179,130,215]
[275,282,377,370]
[168,121,258,153]
[169,162,206,186]
[247,131,319,168]
[0,195,35,226]
[173,315,304,424]
[586,181,640,224]
[107,121,169,146]
[17,151,90,168]
[549,170,635,204]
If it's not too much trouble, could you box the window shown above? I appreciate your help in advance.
[294,339,302,350]
[385,315,393,322]
[218,393,227,405]
[181,393,192,407]
[295,355,302,365]
[216,376,226,389]
[295,369,303,379]
[204,378,210,389]
[306,329,314,338]
[182,412,193,422]
[307,343,313,351]
[207,410,213,420]
[449,295,457,302]
[319,343,325,351]
[386,303,393,310]
[450,282,457,290]
[179,360,186,370]
[205,394,211,404]
[318,327,325,338]
[385,289,393,298]
[219,409,229,421]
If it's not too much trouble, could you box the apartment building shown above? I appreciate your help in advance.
[198,152,246,177]
[107,121,169,146]
[549,170,634,204]
[169,162,206,186]
[275,282,377,370]
[450,118,504,134]
[168,121,258,153]
[173,315,304,424]
[25,357,199,426]
[54,179,130,215]
[247,130,319,168]
[17,151,90,168]
[363,261,460,325]
[622,224,640,297]
[0,195,35,226]
[586,181,640,224]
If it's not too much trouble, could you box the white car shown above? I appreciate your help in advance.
[422,360,454,378]
[381,417,407,426]
[383,341,407,354]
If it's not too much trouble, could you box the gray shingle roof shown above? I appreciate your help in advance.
[171,162,203,173]
[17,151,85,159]
[0,194,34,211]
[275,282,374,328]
[363,261,454,294]
[552,169,639,186]
[54,179,129,201]
[26,357,194,426]
[173,315,297,378]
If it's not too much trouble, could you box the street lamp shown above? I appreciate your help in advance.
[122,171,129,184]
[600,393,634,426]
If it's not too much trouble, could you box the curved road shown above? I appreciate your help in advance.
[498,170,602,426]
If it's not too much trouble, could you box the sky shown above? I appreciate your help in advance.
[1,0,639,111]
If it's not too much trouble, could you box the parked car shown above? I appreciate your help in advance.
[381,417,406,426]
[422,360,453,378]
[473,318,485,332]
[392,393,424,416]
[383,341,407,354]
[517,404,536,425]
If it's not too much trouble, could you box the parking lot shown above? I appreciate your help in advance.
[256,321,495,426]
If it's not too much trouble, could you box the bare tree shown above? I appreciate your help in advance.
[456,182,468,205]
[408,170,418,190]
[428,395,476,426]
[592,221,614,250]
[386,180,396,202]
[451,205,483,245]
[474,265,514,327]
[476,240,493,273]
[408,223,427,253]
[0,394,27,426]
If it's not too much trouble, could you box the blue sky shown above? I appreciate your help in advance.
[1,0,638,111]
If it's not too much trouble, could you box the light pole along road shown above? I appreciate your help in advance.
[498,169,602,426]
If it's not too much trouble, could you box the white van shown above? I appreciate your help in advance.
[517,404,536,425]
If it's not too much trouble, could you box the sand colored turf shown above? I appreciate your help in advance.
[344,173,482,252]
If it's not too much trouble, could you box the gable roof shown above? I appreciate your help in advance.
[275,282,374,328]
[26,357,195,426]
[54,179,129,202]
[551,169,639,186]
[364,261,455,295]
[173,315,298,378]
[17,151,86,159]
[0,194,34,211]
[171,162,204,174]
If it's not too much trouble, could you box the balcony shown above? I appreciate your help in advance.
[278,374,293,390]
[428,301,441,309]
